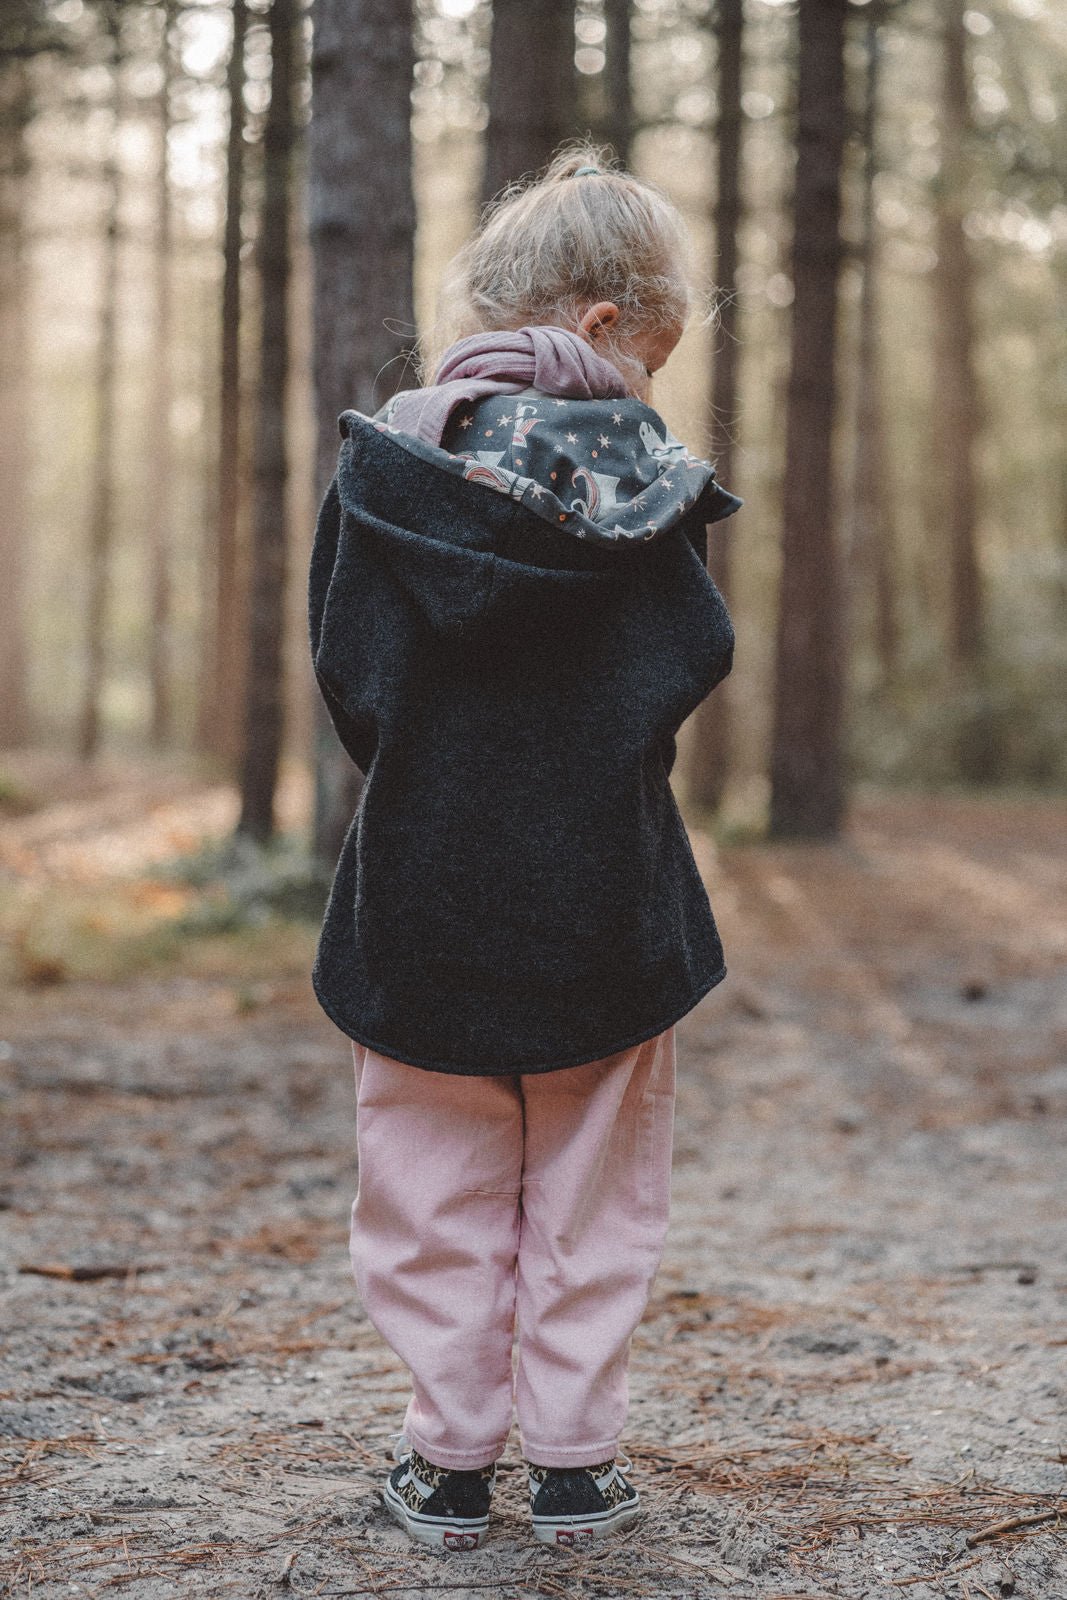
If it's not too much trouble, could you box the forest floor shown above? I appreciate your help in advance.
[1,755,1065,1600]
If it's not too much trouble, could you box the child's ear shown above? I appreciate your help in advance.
[578,300,621,340]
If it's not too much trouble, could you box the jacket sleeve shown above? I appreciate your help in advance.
[308,472,377,774]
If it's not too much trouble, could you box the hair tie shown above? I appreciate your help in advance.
[573,165,601,177]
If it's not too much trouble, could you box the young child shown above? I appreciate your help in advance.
[308,145,742,1552]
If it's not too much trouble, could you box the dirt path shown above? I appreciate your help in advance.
[1,784,1065,1598]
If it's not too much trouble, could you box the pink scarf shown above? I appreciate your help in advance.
[386,325,631,447]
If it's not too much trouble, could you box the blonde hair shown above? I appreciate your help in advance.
[422,142,694,391]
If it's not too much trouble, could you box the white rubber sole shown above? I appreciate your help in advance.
[381,1478,489,1551]
[532,1498,642,1547]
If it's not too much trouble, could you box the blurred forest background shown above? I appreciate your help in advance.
[1,0,1065,865]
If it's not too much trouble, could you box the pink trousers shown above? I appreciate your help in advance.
[349,1026,676,1470]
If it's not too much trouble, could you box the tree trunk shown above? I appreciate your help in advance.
[768,0,848,839]
[935,0,983,668]
[308,0,417,864]
[600,0,632,167]
[237,0,297,842]
[482,0,576,205]
[146,0,176,747]
[846,3,898,688]
[933,0,995,781]
[78,0,124,763]
[687,0,743,815]
[199,0,249,764]
[0,52,33,746]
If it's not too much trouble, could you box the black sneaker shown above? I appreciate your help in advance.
[526,1454,641,1546]
[381,1436,495,1551]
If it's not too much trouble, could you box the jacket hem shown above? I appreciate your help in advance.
[310,961,728,1077]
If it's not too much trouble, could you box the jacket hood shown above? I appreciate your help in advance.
[332,395,742,638]
[371,387,742,546]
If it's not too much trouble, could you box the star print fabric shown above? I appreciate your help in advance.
[372,388,741,546]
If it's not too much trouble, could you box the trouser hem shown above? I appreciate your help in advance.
[404,1424,507,1472]
[520,1437,620,1468]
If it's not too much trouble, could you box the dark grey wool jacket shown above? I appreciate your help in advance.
[308,391,742,1076]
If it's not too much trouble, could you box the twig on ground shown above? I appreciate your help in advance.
[965,1509,1061,1546]
[18,1261,166,1280]
[286,1581,555,1598]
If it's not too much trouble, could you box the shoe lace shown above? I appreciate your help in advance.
[527,1454,634,1486]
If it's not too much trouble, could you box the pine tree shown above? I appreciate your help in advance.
[768,0,849,838]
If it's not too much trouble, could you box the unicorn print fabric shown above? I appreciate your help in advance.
[373,326,741,546]
[373,391,738,547]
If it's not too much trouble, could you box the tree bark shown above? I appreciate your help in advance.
[146,0,176,747]
[846,2,898,688]
[237,0,297,842]
[481,0,576,205]
[78,0,124,763]
[687,0,743,815]
[768,0,848,839]
[600,0,632,167]
[199,0,249,763]
[934,0,983,669]
[308,0,417,864]
[933,0,997,781]
[0,51,33,745]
